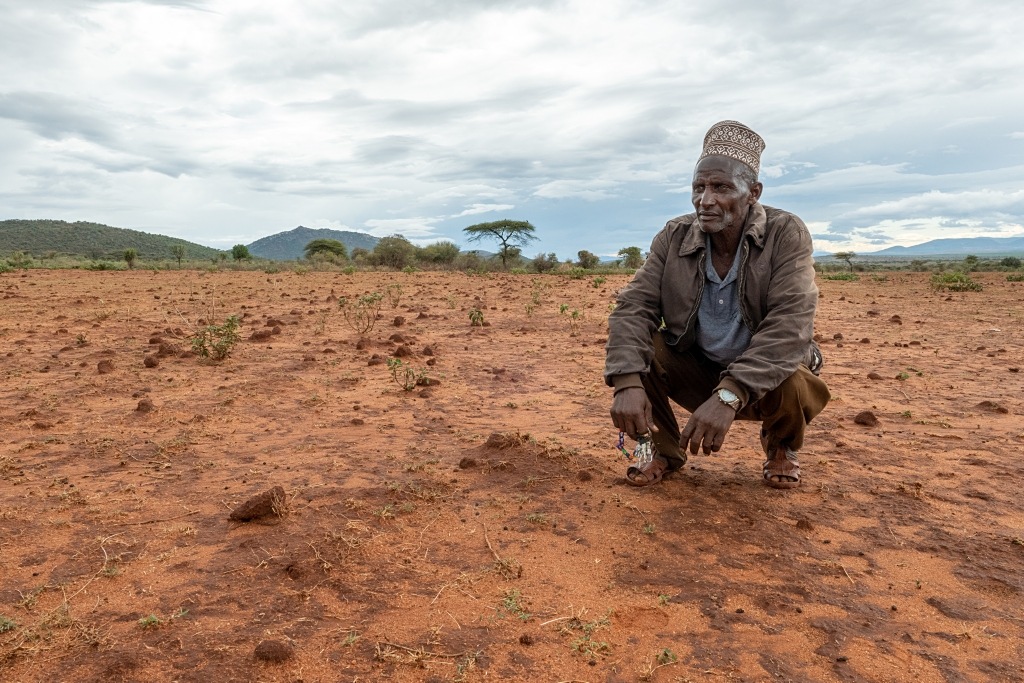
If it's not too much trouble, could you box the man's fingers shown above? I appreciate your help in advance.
[644,400,657,434]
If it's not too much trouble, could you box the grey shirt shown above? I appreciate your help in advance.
[696,234,752,366]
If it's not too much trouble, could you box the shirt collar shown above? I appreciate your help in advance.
[678,202,767,256]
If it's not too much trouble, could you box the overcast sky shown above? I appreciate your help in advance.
[2,0,1023,257]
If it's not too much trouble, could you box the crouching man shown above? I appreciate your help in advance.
[605,120,830,488]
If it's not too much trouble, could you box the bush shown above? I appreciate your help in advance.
[531,252,559,273]
[1001,256,1022,269]
[191,316,241,360]
[566,267,587,280]
[371,235,416,270]
[930,271,982,292]
[1007,273,1024,282]
[84,261,125,271]
[576,250,600,269]
[823,272,859,281]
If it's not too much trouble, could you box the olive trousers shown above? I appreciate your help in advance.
[642,333,831,468]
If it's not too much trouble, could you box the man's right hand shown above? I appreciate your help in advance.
[611,387,658,439]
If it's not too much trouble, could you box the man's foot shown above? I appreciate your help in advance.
[625,455,682,487]
[762,447,800,489]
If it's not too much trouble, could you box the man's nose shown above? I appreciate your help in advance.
[698,190,714,207]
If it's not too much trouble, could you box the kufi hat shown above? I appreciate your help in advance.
[698,120,765,176]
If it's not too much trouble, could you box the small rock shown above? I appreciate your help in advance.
[796,519,814,531]
[576,470,593,482]
[250,329,273,341]
[854,411,878,427]
[867,371,883,380]
[393,316,405,327]
[833,333,843,340]
[422,345,434,356]
[143,355,159,368]
[229,486,287,522]
[890,315,903,324]
[393,345,414,358]
[367,354,384,366]
[350,418,365,426]
[254,640,294,663]
[136,399,155,413]
[860,338,870,344]
[97,360,115,374]
[459,457,478,469]
[518,634,533,646]
[976,400,1009,414]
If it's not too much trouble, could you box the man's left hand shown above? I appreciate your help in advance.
[680,396,736,455]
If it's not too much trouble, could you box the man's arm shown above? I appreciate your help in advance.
[605,227,669,437]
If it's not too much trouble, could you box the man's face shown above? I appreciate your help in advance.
[691,156,762,235]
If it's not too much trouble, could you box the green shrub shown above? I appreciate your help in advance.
[339,292,383,334]
[1007,273,1024,282]
[191,316,241,360]
[930,271,982,292]
[84,261,124,271]
[823,272,859,281]
[566,267,587,280]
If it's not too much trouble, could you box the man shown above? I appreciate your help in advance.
[605,120,830,489]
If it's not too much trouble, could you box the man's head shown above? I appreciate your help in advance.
[692,121,765,234]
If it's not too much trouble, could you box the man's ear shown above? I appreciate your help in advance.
[749,181,763,204]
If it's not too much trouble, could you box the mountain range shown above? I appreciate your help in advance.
[0,219,224,260]
[246,226,379,260]
[864,235,1024,257]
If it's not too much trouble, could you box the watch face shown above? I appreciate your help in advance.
[719,389,737,402]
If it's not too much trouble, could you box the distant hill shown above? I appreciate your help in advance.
[865,235,1024,257]
[0,219,224,260]
[247,226,379,260]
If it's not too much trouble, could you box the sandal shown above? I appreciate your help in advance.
[762,447,801,489]
[625,455,674,487]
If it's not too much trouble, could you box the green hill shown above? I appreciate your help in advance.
[247,226,379,260]
[0,219,225,260]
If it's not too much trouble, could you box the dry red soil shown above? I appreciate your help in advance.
[1,269,1022,683]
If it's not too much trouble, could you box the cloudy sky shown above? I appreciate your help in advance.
[2,0,1023,257]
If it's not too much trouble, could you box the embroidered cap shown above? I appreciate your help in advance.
[698,120,765,176]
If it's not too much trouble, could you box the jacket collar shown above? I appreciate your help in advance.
[677,202,767,256]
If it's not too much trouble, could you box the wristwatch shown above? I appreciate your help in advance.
[716,388,741,411]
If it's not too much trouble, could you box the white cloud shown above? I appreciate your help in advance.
[451,203,515,218]
[363,217,441,238]
[2,0,1024,257]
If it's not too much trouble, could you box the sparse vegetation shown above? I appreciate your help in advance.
[190,315,241,360]
[468,307,485,326]
[930,271,982,292]
[339,292,384,333]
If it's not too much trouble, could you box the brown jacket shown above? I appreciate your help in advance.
[604,202,821,409]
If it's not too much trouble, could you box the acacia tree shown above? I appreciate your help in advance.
[576,250,600,269]
[304,239,348,260]
[832,251,856,271]
[463,219,537,269]
[231,244,251,261]
[618,246,644,269]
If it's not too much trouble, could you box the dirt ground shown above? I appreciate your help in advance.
[1,268,1022,683]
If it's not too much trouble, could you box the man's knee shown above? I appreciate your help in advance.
[763,366,830,420]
